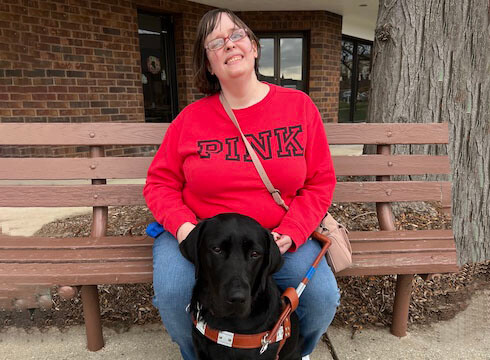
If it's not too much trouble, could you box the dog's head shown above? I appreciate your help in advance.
[179,213,283,318]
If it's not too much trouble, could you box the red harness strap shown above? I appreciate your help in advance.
[191,312,291,350]
[191,287,299,358]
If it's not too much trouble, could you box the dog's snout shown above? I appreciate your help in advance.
[225,277,249,306]
[227,290,246,304]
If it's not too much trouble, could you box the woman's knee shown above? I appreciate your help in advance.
[302,264,340,315]
[153,274,193,311]
[312,278,340,311]
[152,232,195,310]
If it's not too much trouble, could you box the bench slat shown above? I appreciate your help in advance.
[0,181,452,207]
[351,230,455,254]
[325,123,449,145]
[348,229,454,241]
[0,157,152,180]
[0,184,146,207]
[0,123,169,146]
[349,229,454,242]
[353,243,455,254]
[0,247,152,263]
[0,235,152,249]
[0,123,449,146]
[0,261,153,285]
[0,155,450,180]
[334,181,451,203]
[338,251,458,276]
[332,155,450,176]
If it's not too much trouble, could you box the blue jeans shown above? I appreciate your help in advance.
[153,230,340,359]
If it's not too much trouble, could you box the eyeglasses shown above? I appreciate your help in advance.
[205,28,248,51]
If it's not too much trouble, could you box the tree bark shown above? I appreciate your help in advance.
[368,0,489,264]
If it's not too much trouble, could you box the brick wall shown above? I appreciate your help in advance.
[1,2,341,125]
[0,1,341,157]
[0,0,212,126]
[0,0,147,124]
[238,11,342,123]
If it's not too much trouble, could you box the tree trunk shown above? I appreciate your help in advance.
[368,0,489,264]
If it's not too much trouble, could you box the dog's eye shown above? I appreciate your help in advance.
[250,251,261,259]
[211,246,222,254]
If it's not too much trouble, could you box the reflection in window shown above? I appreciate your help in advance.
[338,37,372,123]
[258,34,307,92]
[355,43,371,122]
[280,38,302,83]
[339,41,353,122]
[259,38,274,77]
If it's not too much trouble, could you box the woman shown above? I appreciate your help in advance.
[144,8,340,360]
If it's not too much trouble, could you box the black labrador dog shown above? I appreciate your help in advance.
[179,213,302,360]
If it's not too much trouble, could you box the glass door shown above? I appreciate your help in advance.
[138,12,178,123]
[355,43,371,122]
[339,36,372,123]
[339,40,354,122]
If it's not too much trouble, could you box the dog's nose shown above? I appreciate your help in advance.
[227,291,246,305]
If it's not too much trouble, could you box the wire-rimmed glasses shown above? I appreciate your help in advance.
[205,28,248,51]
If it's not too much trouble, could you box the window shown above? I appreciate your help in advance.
[257,33,308,92]
[138,12,178,122]
[339,36,372,123]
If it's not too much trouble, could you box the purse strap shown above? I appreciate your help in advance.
[219,93,289,211]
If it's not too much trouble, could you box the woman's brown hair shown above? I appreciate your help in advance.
[192,9,261,95]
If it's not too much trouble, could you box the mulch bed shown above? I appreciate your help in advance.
[1,203,489,333]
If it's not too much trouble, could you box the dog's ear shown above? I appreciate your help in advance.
[258,230,284,293]
[179,222,205,279]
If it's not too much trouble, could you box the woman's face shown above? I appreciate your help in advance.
[204,14,257,84]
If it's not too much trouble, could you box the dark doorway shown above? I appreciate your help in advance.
[138,12,178,122]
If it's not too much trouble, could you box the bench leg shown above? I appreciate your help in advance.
[391,274,413,337]
[81,285,104,351]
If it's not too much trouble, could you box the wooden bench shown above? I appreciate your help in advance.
[0,122,458,350]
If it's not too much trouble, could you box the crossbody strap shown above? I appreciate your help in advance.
[219,93,289,211]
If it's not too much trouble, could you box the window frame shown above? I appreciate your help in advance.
[256,31,310,93]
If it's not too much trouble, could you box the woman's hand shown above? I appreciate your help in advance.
[177,222,196,243]
[271,232,292,254]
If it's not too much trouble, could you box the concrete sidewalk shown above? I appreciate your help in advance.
[0,323,333,360]
[1,290,489,360]
[328,289,490,359]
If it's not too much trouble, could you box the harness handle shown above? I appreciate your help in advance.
[266,233,331,346]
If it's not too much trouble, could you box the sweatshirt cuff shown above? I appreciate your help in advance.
[273,220,307,252]
[163,210,198,239]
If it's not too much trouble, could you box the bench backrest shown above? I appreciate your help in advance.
[0,122,451,210]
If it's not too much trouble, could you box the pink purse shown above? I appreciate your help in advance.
[317,213,351,272]
[219,93,352,273]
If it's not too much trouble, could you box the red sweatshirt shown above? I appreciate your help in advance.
[143,83,336,250]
